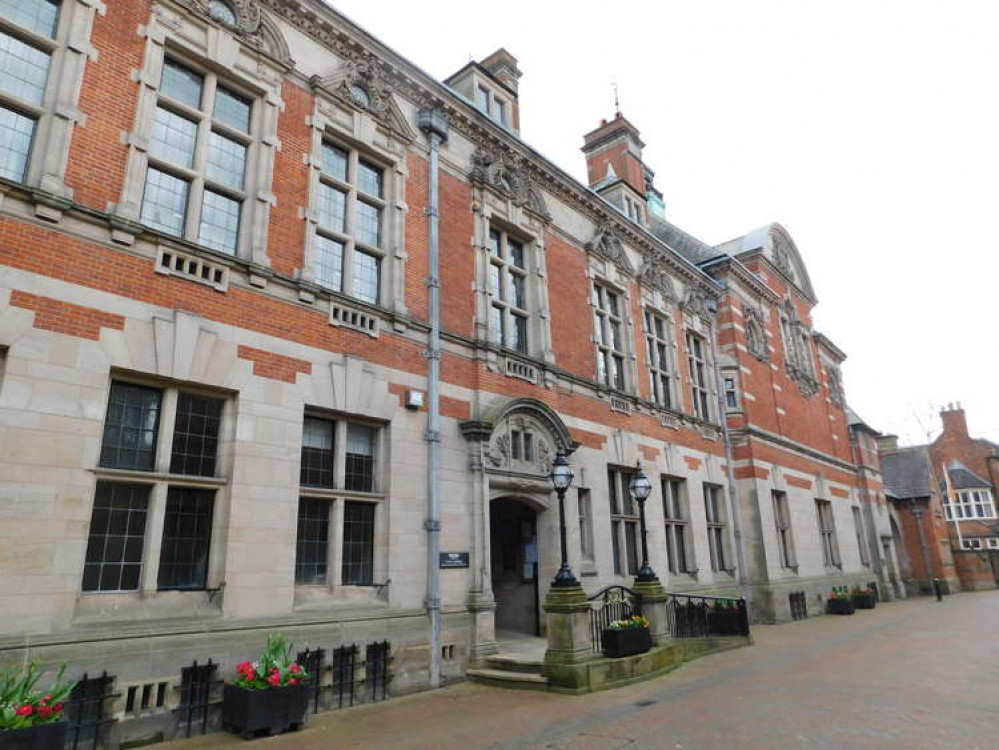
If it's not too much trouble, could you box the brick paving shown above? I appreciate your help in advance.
[168,591,999,749]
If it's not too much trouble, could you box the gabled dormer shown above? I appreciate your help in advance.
[445,48,521,133]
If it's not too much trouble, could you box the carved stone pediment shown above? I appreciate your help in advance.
[484,414,557,476]
[470,147,550,219]
[173,0,293,66]
[825,363,845,407]
[772,234,795,280]
[638,257,676,302]
[682,287,712,319]
[311,47,416,140]
[585,219,633,274]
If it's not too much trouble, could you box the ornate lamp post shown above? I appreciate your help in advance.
[629,463,657,582]
[549,452,579,588]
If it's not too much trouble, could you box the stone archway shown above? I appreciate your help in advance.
[460,399,577,660]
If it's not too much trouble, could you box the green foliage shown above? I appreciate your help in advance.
[606,615,650,630]
[0,662,75,731]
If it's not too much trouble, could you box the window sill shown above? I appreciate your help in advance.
[298,487,384,501]
[91,467,227,487]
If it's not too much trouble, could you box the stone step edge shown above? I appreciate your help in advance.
[485,656,545,674]
[466,667,549,684]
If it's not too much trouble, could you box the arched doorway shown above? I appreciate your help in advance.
[490,497,541,636]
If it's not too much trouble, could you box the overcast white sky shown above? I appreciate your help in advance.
[330,0,998,446]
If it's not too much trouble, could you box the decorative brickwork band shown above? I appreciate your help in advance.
[10,290,125,340]
[237,345,312,383]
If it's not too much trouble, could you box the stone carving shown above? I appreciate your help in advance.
[470,147,550,219]
[536,439,553,474]
[744,307,768,361]
[772,234,795,280]
[486,433,510,468]
[585,218,633,274]
[682,287,712,318]
[174,0,292,66]
[826,363,845,407]
[333,47,394,121]
[637,257,676,302]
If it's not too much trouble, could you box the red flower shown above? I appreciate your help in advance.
[243,669,257,682]
[15,705,33,717]
[267,673,281,687]
[288,678,298,686]
[38,706,53,718]
[53,703,64,713]
[40,694,53,706]
[236,661,252,673]
[289,664,302,674]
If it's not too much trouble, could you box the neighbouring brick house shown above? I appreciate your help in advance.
[0,0,891,744]
[878,403,999,593]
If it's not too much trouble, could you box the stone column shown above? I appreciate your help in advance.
[460,420,498,663]
[633,579,670,646]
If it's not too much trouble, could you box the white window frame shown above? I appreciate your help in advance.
[686,331,711,421]
[139,57,257,254]
[486,225,531,354]
[0,0,99,205]
[593,281,628,392]
[852,506,870,567]
[662,475,695,576]
[643,308,675,409]
[704,483,731,573]
[114,8,283,263]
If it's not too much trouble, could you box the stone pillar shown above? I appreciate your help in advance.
[633,579,670,646]
[542,586,594,666]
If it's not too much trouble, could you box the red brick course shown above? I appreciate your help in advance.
[236,345,311,383]
[9,290,124,340]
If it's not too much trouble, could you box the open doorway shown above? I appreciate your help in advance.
[490,497,540,636]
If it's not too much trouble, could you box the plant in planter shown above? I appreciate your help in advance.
[852,586,876,609]
[826,586,855,615]
[222,635,310,740]
[0,662,75,750]
[601,615,652,658]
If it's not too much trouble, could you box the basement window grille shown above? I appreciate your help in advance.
[64,672,118,750]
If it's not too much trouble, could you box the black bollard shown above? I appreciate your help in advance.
[932,577,943,602]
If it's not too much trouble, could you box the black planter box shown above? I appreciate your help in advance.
[0,722,67,750]
[222,683,309,739]
[601,626,652,658]
[852,593,876,609]
[826,598,855,615]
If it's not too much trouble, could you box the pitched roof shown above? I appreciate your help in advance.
[649,218,722,266]
[880,446,934,499]
[941,461,992,491]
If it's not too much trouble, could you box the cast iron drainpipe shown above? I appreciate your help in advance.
[417,108,448,689]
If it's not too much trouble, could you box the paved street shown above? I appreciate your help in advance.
[172,591,999,749]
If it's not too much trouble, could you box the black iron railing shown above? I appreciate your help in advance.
[296,647,328,714]
[175,659,218,738]
[665,593,750,638]
[364,641,390,702]
[588,585,642,652]
[331,644,358,709]
[789,590,808,621]
[64,672,118,750]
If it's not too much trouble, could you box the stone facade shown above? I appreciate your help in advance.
[0,0,886,745]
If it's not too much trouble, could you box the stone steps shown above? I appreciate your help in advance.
[484,654,545,674]
[466,667,549,690]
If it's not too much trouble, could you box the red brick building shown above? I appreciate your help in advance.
[0,0,892,743]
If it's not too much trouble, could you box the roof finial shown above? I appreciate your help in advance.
[612,81,620,117]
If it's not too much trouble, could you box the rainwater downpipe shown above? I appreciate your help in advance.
[417,108,448,689]
[707,296,752,618]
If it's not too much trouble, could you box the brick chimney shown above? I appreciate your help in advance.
[581,113,647,194]
[940,403,968,439]
[444,48,522,132]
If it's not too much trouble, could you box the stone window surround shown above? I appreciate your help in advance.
[641,304,678,410]
[661,474,697,579]
[112,2,283,265]
[302,98,408,316]
[684,329,713,422]
[585,253,638,397]
[703,482,732,574]
[0,0,103,213]
[852,505,870,567]
[721,365,740,412]
[771,489,798,572]
[294,409,387,605]
[815,497,842,569]
[82,375,235,609]
[472,203,555,366]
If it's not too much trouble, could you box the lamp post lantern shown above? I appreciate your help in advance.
[629,462,657,582]
[549,451,579,588]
